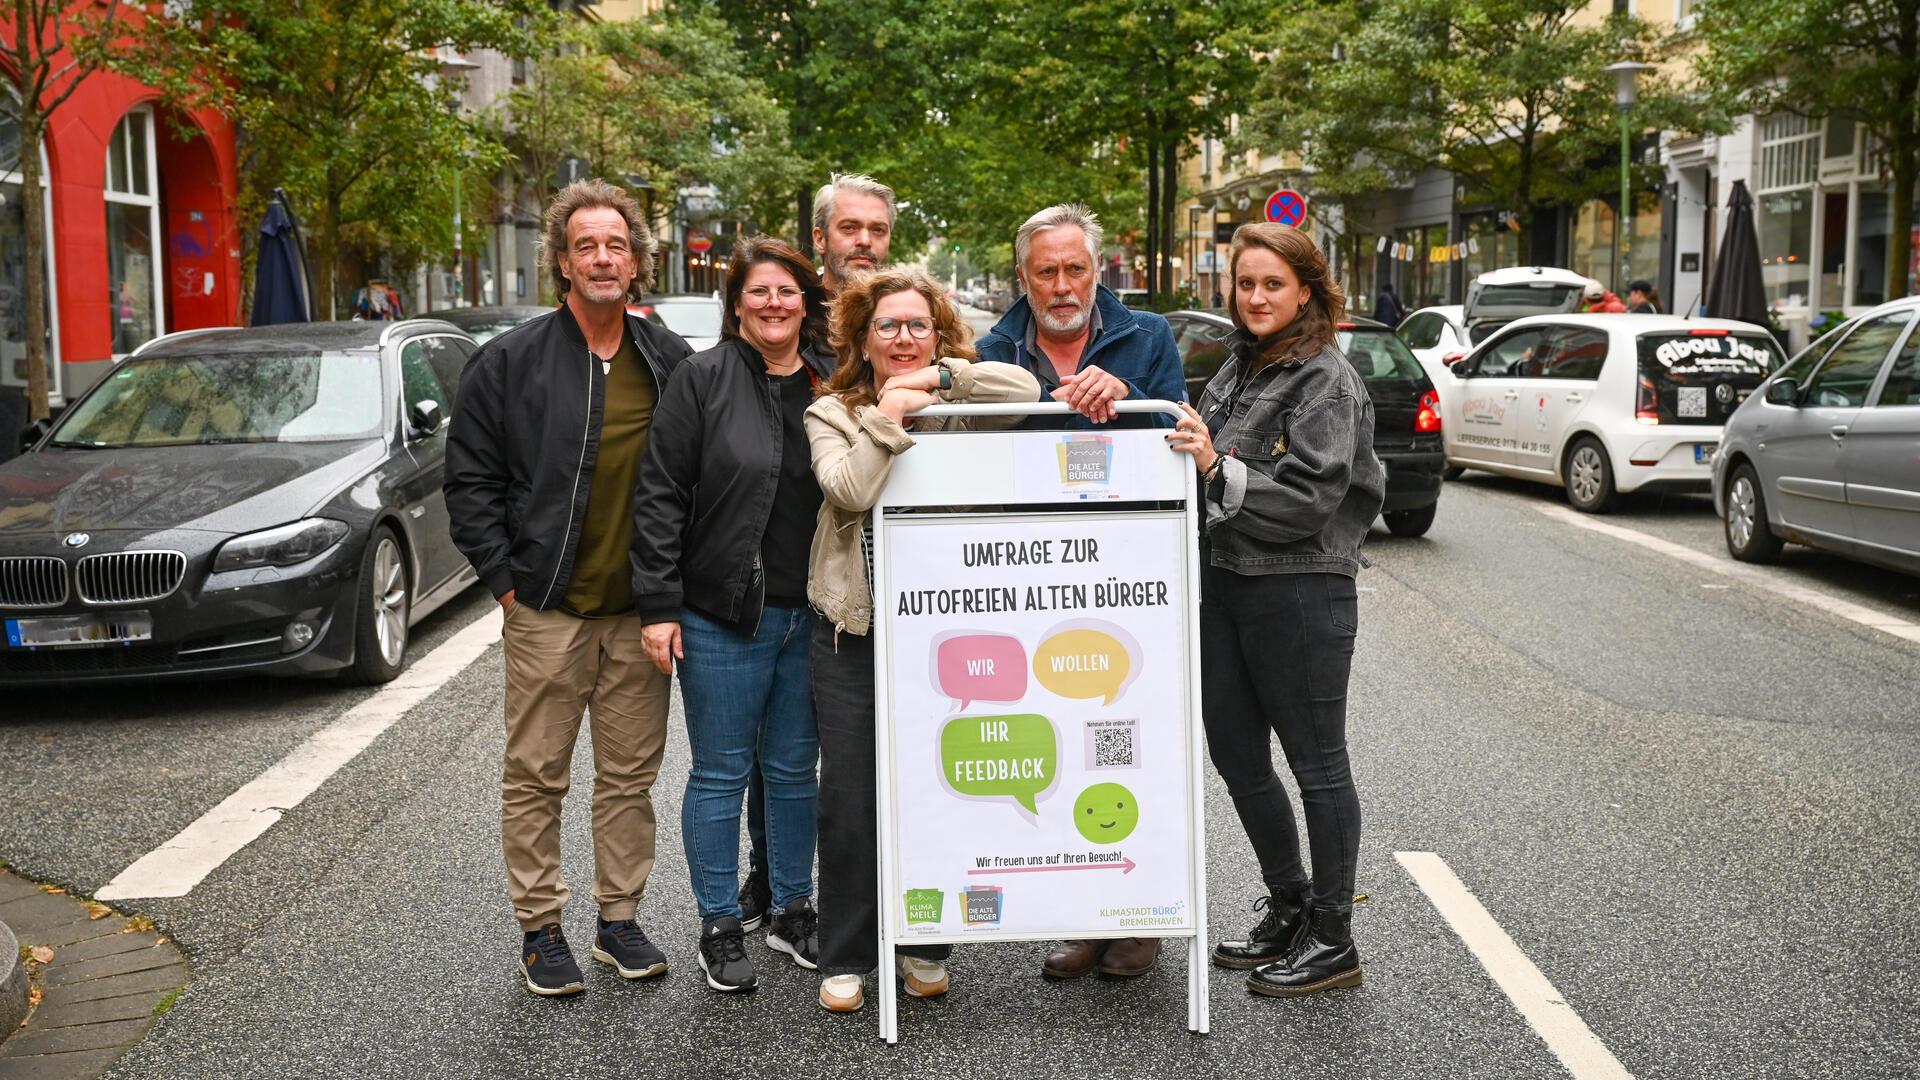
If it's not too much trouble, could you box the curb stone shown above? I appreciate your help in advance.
[0,869,185,1080]
[0,917,25,1039]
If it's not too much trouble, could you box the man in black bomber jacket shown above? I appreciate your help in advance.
[444,179,691,998]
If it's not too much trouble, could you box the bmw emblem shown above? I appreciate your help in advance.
[1714,382,1735,404]
[63,532,89,548]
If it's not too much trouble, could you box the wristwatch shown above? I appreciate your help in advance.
[937,364,953,392]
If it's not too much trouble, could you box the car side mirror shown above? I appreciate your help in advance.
[18,417,51,453]
[1443,352,1468,375]
[1764,378,1799,407]
[408,399,444,438]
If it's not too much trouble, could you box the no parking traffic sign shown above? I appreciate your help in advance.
[1265,189,1308,228]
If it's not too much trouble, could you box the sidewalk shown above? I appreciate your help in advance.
[0,868,184,1079]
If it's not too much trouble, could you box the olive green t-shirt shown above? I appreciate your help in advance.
[562,335,655,617]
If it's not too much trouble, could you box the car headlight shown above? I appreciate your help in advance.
[214,518,351,572]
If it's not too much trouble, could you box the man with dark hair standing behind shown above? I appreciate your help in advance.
[446,178,692,997]
[726,172,902,936]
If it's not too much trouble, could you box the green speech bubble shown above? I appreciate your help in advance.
[938,713,1058,815]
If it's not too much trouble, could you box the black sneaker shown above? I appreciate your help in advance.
[766,896,820,970]
[520,924,585,997]
[738,864,772,932]
[698,916,757,992]
[593,918,668,979]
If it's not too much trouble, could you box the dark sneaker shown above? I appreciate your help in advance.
[698,916,757,992]
[766,897,820,970]
[520,924,585,997]
[738,864,772,933]
[593,918,668,979]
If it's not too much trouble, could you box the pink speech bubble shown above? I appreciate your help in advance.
[933,632,1028,711]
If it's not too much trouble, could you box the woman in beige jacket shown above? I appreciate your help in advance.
[804,269,1039,1013]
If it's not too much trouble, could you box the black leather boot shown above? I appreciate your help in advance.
[1211,889,1307,969]
[1246,905,1361,997]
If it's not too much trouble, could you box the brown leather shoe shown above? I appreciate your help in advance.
[1098,936,1161,977]
[1041,939,1107,979]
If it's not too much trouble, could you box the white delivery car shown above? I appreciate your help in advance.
[1438,313,1785,512]
[1401,266,1594,411]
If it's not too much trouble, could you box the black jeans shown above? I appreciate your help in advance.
[810,615,949,976]
[1200,567,1361,912]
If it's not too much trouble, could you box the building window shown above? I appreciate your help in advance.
[1393,223,1450,310]
[0,108,58,407]
[1462,212,1523,285]
[1757,190,1813,308]
[1757,113,1820,192]
[1570,194,1659,292]
[104,108,165,355]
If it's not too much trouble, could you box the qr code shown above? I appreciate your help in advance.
[1085,720,1139,770]
[1677,386,1708,418]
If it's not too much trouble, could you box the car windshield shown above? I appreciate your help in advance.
[50,350,386,448]
[652,301,722,339]
[1338,329,1427,382]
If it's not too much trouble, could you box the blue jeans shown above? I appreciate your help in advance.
[678,605,818,922]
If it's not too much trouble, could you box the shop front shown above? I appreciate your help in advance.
[0,67,240,458]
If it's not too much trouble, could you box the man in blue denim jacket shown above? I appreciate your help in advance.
[975,204,1185,430]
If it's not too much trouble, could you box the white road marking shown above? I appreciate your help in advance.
[1534,503,1920,645]
[1396,852,1634,1080]
[97,607,504,901]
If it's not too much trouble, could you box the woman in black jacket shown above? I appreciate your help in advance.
[632,237,833,993]
[1166,222,1385,998]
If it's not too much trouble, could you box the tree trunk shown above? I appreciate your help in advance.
[1160,139,1178,298]
[315,195,340,321]
[1892,134,1915,301]
[20,112,49,422]
[797,187,812,259]
[1145,140,1159,300]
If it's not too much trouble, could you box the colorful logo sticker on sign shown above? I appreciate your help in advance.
[903,888,945,925]
[1056,435,1113,487]
[958,885,1004,926]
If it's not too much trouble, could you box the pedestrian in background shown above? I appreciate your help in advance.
[1627,279,1662,314]
[1370,281,1406,326]
[632,236,833,994]
[805,269,1039,1013]
[1581,279,1628,313]
[444,179,691,997]
[1166,222,1384,998]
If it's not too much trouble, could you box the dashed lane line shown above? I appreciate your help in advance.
[1396,852,1634,1080]
[96,607,505,901]
[1534,503,1920,646]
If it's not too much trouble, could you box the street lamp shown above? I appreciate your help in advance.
[438,50,481,310]
[1604,60,1653,293]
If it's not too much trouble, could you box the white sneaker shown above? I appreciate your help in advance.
[819,973,864,1013]
[896,955,950,998]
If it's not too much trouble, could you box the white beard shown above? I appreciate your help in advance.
[1035,298,1092,334]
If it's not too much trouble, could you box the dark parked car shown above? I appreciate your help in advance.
[436,305,553,344]
[0,320,481,685]
[1165,310,1445,537]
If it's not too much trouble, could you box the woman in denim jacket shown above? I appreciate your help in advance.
[1166,222,1385,997]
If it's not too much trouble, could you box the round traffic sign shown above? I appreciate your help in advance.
[1265,189,1308,228]
[687,229,712,254]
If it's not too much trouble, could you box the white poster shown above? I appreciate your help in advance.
[882,512,1197,940]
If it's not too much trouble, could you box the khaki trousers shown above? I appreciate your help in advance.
[501,603,670,931]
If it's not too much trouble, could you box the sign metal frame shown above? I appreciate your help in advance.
[869,400,1209,1044]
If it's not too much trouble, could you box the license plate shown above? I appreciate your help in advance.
[5,613,154,649]
[1694,443,1718,464]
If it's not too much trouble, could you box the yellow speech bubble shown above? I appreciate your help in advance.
[1032,622,1137,705]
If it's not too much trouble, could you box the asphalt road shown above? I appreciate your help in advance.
[3,467,1917,1079]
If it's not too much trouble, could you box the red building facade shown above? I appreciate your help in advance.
[0,24,241,415]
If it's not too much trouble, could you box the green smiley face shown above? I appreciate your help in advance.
[1072,782,1139,844]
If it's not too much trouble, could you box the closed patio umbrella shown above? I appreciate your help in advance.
[251,190,311,325]
[1703,180,1769,332]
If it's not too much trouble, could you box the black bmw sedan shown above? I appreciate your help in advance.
[0,320,480,685]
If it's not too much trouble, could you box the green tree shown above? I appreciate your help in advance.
[1242,0,1706,257]
[2,0,124,421]
[1696,0,1920,300]
[116,0,546,319]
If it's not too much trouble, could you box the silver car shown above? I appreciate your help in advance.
[1713,296,1920,574]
